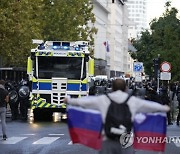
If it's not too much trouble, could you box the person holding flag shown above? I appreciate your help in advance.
[64,79,170,154]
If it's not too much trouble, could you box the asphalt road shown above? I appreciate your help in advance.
[0,117,97,154]
[0,111,180,154]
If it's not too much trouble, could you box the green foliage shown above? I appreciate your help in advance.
[131,2,180,81]
[0,0,43,67]
[43,0,97,42]
[0,0,97,67]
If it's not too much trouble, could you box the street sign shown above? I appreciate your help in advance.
[160,72,171,80]
[133,62,143,72]
[135,72,142,82]
[160,61,171,72]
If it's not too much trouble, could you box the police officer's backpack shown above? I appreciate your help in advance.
[105,94,132,141]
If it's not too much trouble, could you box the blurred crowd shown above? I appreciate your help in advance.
[89,77,180,126]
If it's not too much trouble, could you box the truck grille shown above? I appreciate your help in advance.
[51,78,67,105]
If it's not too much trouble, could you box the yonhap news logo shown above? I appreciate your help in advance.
[119,132,180,148]
[119,132,134,148]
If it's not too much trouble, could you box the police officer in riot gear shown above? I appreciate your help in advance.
[5,79,30,121]
[159,86,173,125]
[18,79,30,121]
[5,81,19,120]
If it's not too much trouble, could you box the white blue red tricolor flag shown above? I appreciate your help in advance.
[67,105,103,150]
[133,113,167,152]
[103,41,110,52]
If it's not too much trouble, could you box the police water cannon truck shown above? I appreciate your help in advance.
[27,40,94,120]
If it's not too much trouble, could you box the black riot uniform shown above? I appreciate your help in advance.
[159,87,173,125]
[18,79,30,121]
[5,81,19,120]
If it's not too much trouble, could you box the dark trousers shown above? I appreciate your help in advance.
[172,92,176,101]
[9,102,19,120]
[99,139,133,154]
[167,111,172,124]
[20,100,28,120]
[99,140,123,154]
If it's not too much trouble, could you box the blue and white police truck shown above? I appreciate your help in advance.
[27,40,94,120]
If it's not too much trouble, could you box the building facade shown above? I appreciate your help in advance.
[93,0,131,78]
[92,0,110,76]
[126,0,148,39]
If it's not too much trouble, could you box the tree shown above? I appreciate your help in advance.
[131,1,180,80]
[0,0,97,67]
[42,0,97,49]
[131,30,154,76]
[0,0,43,67]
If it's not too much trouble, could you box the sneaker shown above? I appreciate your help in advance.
[2,135,7,140]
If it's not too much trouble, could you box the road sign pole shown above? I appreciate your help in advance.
[157,54,160,94]
[157,70,160,94]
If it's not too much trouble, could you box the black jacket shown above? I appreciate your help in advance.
[0,87,8,107]
[145,89,162,104]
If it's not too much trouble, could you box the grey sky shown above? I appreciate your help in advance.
[147,0,180,24]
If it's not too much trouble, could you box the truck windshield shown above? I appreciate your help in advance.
[38,57,86,80]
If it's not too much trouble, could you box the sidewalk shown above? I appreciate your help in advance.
[167,122,180,136]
